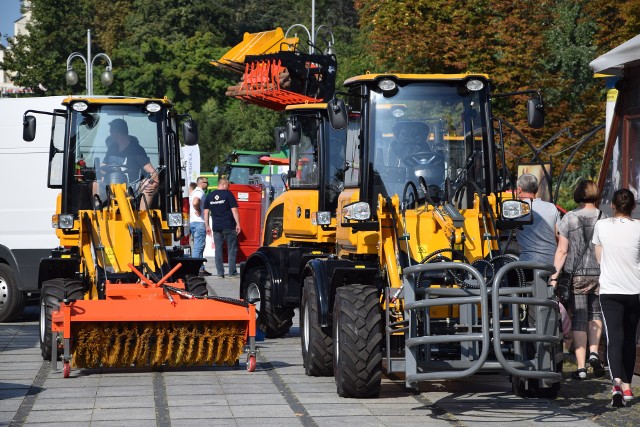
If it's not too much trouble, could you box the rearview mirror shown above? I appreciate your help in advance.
[286,118,301,146]
[182,119,198,146]
[526,97,544,129]
[23,115,36,142]
[327,99,348,130]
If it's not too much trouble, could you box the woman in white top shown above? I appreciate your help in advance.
[593,188,640,408]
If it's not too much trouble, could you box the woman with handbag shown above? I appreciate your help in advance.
[593,188,640,407]
[550,180,605,380]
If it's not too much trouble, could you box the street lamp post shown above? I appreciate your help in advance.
[284,23,336,56]
[65,29,113,95]
[283,1,336,56]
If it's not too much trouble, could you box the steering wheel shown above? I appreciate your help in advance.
[100,164,133,174]
[406,151,443,167]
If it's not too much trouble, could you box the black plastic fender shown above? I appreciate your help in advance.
[240,249,283,302]
[304,258,332,327]
[38,257,80,288]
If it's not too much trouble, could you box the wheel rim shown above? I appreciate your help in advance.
[0,277,8,307]
[246,283,262,317]
[303,299,310,352]
[40,299,46,344]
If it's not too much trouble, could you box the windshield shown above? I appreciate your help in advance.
[288,113,347,212]
[67,104,163,212]
[228,166,264,184]
[369,81,489,203]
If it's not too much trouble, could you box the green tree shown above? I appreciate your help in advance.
[1,0,97,94]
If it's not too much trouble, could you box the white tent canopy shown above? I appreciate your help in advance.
[590,34,640,74]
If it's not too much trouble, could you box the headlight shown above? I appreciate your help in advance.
[315,211,331,225]
[58,214,74,229]
[343,202,370,221]
[167,212,183,227]
[466,79,484,92]
[378,78,397,92]
[145,102,162,113]
[71,101,88,112]
[502,200,531,219]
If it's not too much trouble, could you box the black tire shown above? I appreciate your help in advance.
[301,276,333,376]
[185,275,208,297]
[531,381,560,399]
[40,279,84,360]
[243,266,294,338]
[333,284,382,398]
[511,375,530,398]
[0,264,25,323]
[511,376,560,399]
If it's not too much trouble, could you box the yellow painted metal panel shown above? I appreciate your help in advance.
[213,28,299,72]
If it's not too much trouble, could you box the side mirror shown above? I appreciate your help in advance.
[526,97,544,129]
[273,126,286,151]
[23,115,36,142]
[327,99,348,130]
[286,118,301,146]
[182,119,198,146]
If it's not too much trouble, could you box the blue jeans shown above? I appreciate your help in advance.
[189,221,206,270]
[213,229,238,276]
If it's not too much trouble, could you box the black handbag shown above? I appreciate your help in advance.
[556,271,572,305]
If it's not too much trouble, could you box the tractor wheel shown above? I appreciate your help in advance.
[40,279,84,361]
[0,264,25,323]
[333,284,382,398]
[300,276,333,376]
[511,375,530,398]
[243,266,293,338]
[185,275,208,297]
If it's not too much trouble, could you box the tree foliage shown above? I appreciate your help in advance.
[354,0,640,206]
[2,0,640,184]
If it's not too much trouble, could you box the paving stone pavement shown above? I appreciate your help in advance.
[0,260,630,426]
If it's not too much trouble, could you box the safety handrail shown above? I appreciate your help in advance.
[491,260,562,381]
[402,262,490,382]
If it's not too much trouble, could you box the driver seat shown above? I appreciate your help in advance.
[389,121,431,166]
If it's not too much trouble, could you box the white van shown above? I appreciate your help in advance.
[0,96,67,322]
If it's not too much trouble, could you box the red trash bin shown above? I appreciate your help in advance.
[226,183,264,262]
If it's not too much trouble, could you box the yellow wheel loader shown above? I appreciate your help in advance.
[213,28,560,397]
[24,96,256,376]
[240,102,348,341]
[300,74,562,398]
[212,27,344,341]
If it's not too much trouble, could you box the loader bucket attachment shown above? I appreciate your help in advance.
[213,28,337,110]
[212,28,299,73]
[49,275,256,374]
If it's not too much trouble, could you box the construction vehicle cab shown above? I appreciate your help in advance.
[24,96,256,376]
[300,74,561,398]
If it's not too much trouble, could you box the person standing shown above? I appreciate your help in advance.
[549,180,605,380]
[190,177,210,276]
[515,173,560,267]
[593,188,640,407]
[204,178,241,278]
